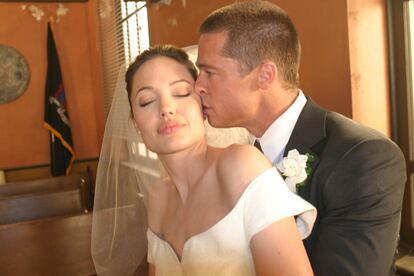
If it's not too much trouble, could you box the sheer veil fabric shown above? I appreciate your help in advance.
[91,53,251,275]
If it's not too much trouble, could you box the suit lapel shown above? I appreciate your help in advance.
[284,98,327,199]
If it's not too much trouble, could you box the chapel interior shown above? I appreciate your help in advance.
[0,0,413,275]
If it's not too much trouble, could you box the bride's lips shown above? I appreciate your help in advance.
[158,122,184,134]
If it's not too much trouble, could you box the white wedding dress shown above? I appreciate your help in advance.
[147,168,316,276]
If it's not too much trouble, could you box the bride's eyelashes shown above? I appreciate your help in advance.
[139,100,155,107]
[137,91,192,107]
[174,91,192,98]
[137,95,156,107]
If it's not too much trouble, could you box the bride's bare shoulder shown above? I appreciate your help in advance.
[216,144,272,204]
[217,144,271,175]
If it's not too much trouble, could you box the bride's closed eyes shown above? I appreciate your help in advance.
[171,80,194,98]
[136,89,194,108]
[138,97,155,107]
[133,78,195,108]
[173,90,192,98]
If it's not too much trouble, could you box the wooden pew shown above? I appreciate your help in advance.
[0,173,94,224]
[0,173,93,198]
[0,213,96,275]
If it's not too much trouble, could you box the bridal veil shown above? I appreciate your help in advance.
[91,46,250,275]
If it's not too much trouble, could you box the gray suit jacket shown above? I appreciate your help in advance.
[284,98,406,276]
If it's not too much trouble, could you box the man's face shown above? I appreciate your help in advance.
[195,31,258,129]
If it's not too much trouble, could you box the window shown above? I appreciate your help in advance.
[120,1,149,65]
[97,0,149,115]
[96,0,160,188]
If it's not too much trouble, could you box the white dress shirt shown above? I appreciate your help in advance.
[254,90,307,164]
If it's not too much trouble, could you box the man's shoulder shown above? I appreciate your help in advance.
[299,99,402,159]
[317,110,404,166]
[325,110,391,144]
[303,98,388,142]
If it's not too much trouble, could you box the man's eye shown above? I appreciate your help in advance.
[200,69,212,77]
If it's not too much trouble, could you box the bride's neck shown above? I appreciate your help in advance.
[158,141,211,203]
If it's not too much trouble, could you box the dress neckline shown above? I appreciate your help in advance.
[148,168,275,262]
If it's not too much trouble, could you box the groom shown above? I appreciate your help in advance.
[195,1,406,275]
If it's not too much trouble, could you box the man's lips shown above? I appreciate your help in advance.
[158,122,184,134]
[202,104,211,114]
[200,97,210,114]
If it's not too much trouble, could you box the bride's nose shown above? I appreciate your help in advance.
[160,99,176,118]
[161,108,174,118]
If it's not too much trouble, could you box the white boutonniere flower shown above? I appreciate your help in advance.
[276,149,314,193]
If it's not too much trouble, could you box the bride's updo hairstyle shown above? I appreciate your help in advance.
[125,44,198,107]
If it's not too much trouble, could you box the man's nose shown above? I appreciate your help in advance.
[195,76,207,95]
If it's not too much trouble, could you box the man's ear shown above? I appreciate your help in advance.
[257,62,277,90]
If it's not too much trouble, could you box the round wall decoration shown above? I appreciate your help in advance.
[0,44,30,104]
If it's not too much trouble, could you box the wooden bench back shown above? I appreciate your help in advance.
[0,173,94,224]
[0,173,89,196]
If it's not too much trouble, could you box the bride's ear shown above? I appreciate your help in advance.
[129,115,140,133]
[257,61,277,90]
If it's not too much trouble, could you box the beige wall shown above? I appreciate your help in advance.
[348,0,391,136]
[0,2,103,172]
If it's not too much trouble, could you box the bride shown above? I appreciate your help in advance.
[92,45,316,276]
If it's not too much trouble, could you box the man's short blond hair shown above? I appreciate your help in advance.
[199,0,301,89]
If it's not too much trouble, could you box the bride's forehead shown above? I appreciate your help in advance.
[133,64,193,91]
[134,58,191,80]
[141,56,187,73]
